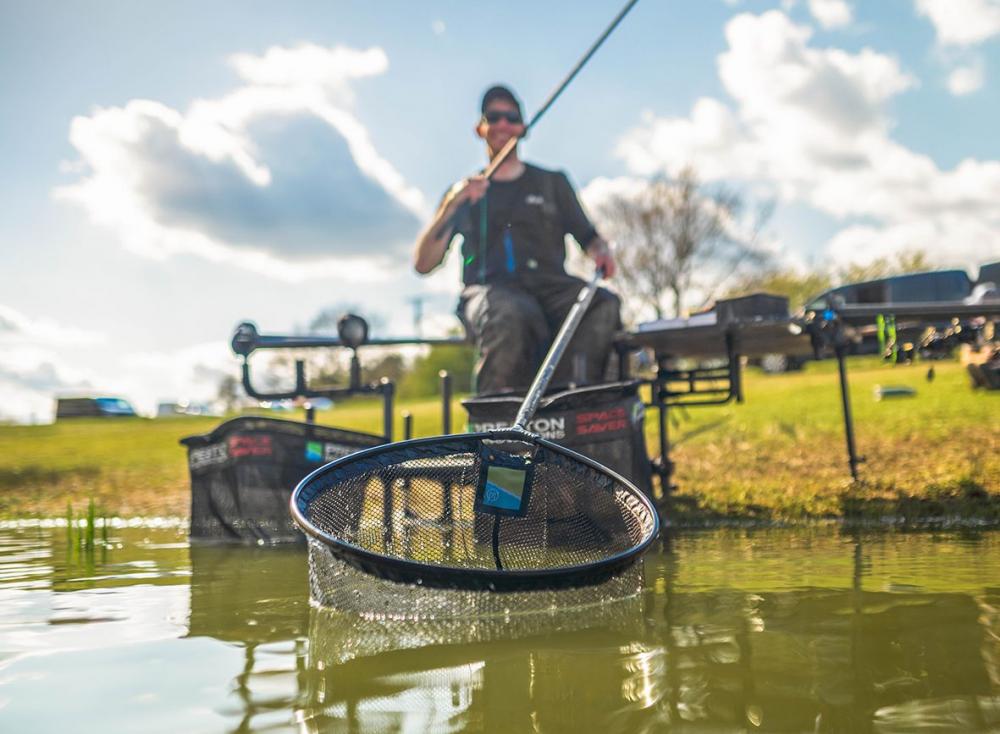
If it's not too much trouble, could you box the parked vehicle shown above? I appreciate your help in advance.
[803,269,973,312]
[55,396,137,420]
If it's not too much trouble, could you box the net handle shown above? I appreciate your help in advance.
[514,268,604,429]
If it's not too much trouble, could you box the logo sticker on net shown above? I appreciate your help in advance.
[189,442,228,470]
[306,441,355,462]
[483,466,527,511]
[228,435,272,458]
[475,451,535,517]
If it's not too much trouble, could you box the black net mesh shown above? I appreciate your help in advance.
[293,432,658,591]
[306,538,645,622]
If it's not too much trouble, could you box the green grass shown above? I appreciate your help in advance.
[0,398,457,517]
[0,357,996,522]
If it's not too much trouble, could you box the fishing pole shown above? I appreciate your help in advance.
[481,0,641,179]
[435,0,640,238]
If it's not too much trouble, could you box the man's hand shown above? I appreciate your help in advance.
[445,175,489,215]
[415,176,490,274]
[586,238,616,278]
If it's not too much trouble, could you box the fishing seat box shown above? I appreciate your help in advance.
[462,380,653,497]
[181,416,384,543]
[464,381,653,547]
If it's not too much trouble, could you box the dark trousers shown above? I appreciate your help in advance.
[458,271,621,395]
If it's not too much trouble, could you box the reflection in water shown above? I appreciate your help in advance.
[187,543,310,734]
[640,530,1000,733]
[300,560,654,733]
[300,620,666,733]
[2,525,1000,732]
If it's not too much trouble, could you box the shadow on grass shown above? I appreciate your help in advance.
[657,491,776,526]
[839,476,1000,524]
[0,466,101,490]
[672,416,733,447]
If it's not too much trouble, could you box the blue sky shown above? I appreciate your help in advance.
[2,0,1000,422]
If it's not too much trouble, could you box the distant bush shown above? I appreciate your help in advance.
[399,344,475,398]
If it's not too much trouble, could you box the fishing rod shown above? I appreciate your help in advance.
[435,0,640,238]
[481,0,640,179]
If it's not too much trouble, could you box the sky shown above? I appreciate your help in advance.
[2,0,1000,423]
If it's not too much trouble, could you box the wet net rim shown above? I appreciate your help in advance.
[289,428,661,591]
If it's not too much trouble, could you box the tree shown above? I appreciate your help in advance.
[836,249,932,285]
[362,352,408,385]
[592,167,772,322]
[216,373,241,414]
[725,269,834,311]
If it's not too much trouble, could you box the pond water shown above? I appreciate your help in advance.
[1,523,999,733]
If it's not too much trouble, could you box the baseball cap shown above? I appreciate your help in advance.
[480,85,522,116]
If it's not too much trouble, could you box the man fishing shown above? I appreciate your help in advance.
[413,85,621,394]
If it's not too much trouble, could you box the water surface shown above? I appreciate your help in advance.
[1,524,998,732]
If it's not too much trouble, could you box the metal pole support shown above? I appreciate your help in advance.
[402,411,413,440]
[439,370,452,434]
[294,360,307,395]
[380,378,394,443]
[654,356,676,498]
[725,332,744,404]
[835,344,863,481]
[349,351,362,391]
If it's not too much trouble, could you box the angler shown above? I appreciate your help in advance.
[412,84,621,394]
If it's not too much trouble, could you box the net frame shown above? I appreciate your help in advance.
[291,428,659,592]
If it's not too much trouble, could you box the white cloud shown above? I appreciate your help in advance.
[0,304,107,345]
[431,19,446,35]
[229,44,388,90]
[947,61,986,94]
[0,305,104,423]
[56,44,425,283]
[0,303,242,423]
[808,0,853,29]
[116,342,238,413]
[613,10,1000,270]
[914,0,1000,47]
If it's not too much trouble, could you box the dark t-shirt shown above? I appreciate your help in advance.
[444,164,598,285]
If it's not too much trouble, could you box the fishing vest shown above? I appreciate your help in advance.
[455,165,571,286]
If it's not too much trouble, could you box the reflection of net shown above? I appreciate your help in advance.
[297,435,656,589]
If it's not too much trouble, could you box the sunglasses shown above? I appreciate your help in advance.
[483,110,523,125]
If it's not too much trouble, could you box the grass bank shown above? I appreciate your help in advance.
[665,357,998,523]
[0,357,996,522]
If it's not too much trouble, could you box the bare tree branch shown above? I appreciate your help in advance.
[592,168,774,322]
